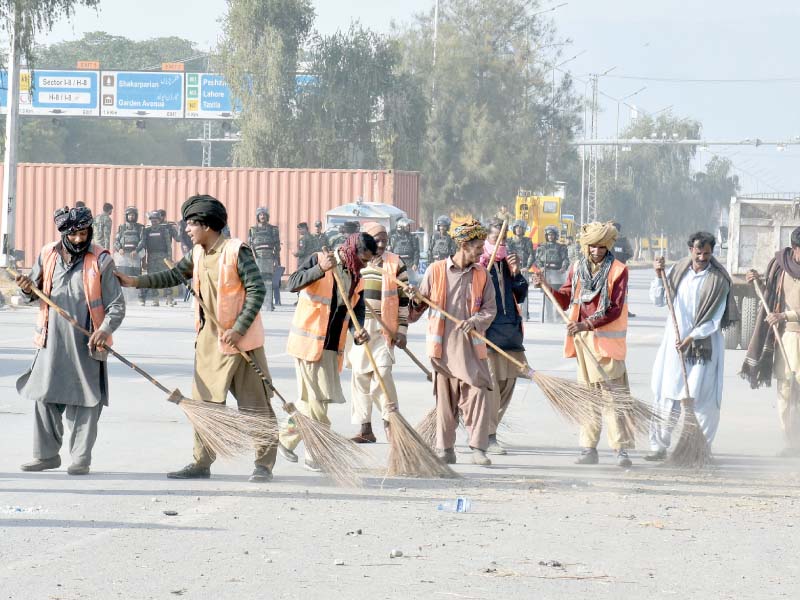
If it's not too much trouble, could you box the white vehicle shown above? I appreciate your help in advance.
[725,194,800,349]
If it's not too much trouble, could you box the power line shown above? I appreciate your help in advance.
[601,74,800,84]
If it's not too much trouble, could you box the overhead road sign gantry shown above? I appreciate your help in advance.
[100,71,184,119]
[0,69,100,116]
[185,73,238,119]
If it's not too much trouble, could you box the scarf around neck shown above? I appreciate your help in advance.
[571,251,614,319]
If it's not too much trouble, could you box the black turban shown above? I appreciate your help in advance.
[54,206,93,234]
[181,194,228,232]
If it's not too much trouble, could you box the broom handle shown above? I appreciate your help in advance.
[658,269,692,399]
[164,259,290,407]
[329,263,394,407]
[486,219,508,273]
[752,278,794,371]
[537,273,612,380]
[364,301,433,381]
[6,267,172,396]
[389,274,530,373]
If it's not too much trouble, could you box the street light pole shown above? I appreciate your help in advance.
[1,6,21,268]
[614,86,646,181]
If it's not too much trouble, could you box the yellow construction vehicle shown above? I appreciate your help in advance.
[515,185,564,245]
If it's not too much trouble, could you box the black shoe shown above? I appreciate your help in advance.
[644,449,667,461]
[20,456,61,472]
[248,465,273,483]
[616,449,632,468]
[628,311,636,318]
[167,463,211,479]
[575,448,599,465]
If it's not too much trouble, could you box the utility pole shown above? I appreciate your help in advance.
[431,0,440,108]
[1,6,21,268]
[586,74,599,223]
[201,121,212,167]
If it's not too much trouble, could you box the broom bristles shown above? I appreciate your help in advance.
[415,407,438,449]
[386,410,459,478]
[179,399,278,459]
[291,410,370,487]
[666,401,711,468]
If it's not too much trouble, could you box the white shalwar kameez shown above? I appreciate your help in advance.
[649,266,726,451]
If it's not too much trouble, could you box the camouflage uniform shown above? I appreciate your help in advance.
[93,212,113,249]
[534,232,570,323]
[249,212,281,311]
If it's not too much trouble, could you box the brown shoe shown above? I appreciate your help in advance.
[350,422,376,444]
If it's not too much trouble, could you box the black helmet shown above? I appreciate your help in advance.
[436,215,451,228]
[158,209,167,219]
[125,206,139,220]
[256,207,269,218]
[513,219,527,231]
[544,225,559,239]
[147,210,161,220]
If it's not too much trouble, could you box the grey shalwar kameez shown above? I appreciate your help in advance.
[17,244,126,466]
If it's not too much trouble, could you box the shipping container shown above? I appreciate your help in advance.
[0,164,419,269]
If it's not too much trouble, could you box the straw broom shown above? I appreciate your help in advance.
[329,263,457,478]
[659,269,711,468]
[537,275,657,437]
[390,274,607,431]
[6,267,275,459]
[164,259,368,487]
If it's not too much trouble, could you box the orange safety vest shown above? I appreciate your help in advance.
[425,259,489,360]
[286,252,364,370]
[192,238,265,355]
[563,259,628,361]
[34,242,111,349]
[379,252,401,344]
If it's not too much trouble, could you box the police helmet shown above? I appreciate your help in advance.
[256,207,269,218]
[436,215,451,228]
[544,225,560,239]
[125,206,139,220]
[513,219,527,232]
[147,210,161,220]
[158,209,167,219]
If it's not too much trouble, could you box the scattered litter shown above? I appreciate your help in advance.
[163,510,179,516]
[170,590,187,596]
[346,529,363,536]
[2,506,45,514]
[334,559,345,566]
[437,497,472,513]
[639,520,665,529]
[539,560,564,568]
[389,549,403,558]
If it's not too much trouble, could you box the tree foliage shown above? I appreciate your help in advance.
[219,0,315,168]
[394,0,582,219]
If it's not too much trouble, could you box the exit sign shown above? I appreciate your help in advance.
[77,61,100,70]
[161,62,185,72]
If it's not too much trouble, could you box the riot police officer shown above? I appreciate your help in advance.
[428,215,456,262]
[534,225,569,323]
[506,220,535,320]
[389,218,419,280]
[248,207,281,311]
[142,209,180,306]
[115,206,145,302]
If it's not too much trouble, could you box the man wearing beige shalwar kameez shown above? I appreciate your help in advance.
[533,221,634,468]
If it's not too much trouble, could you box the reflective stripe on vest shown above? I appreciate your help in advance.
[34,242,112,349]
[563,259,628,361]
[286,252,362,370]
[425,259,488,360]
[192,238,265,355]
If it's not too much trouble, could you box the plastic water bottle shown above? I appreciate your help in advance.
[437,497,472,513]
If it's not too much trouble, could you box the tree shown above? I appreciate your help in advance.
[294,24,427,171]
[219,0,315,168]
[394,0,581,220]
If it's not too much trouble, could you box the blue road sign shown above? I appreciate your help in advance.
[185,73,239,119]
[20,70,100,116]
[100,71,184,118]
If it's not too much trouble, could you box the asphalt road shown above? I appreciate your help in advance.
[1,269,799,599]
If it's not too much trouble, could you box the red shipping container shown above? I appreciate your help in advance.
[0,163,419,269]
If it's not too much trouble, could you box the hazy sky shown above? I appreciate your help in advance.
[42,0,800,193]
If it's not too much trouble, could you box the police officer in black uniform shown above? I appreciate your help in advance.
[248,207,281,311]
[428,215,456,262]
[389,218,419,281]
[115,206,145,302]
[506,220,535,320]
[534,225,570,323]
[142,209,180,306]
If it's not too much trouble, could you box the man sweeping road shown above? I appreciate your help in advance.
[532,221,633,467]
[647,232,737,461]
[347,222,410,444]
[15,206,126,475]
[279,233,375,471]
[116,195,278,483]
[743,226,800,457]
[408,219,497,466]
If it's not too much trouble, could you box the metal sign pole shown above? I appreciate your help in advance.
[0,8,20,267]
